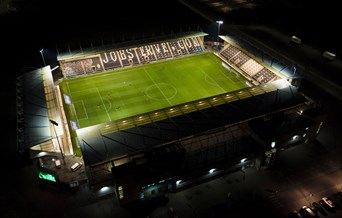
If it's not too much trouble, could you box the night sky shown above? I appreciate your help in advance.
[2,0,210,74]
[2,0,340,75]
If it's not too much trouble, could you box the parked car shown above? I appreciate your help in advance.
[320,197,335,212]
[319,199,329,211]
[322,197,336,209]
[335,192,342,202]
[336,191,342,200]
[312,201,327,216]
[308,205,318,216]
[299,206,318,218]
[288,210,303,218]
[329,194,341,209]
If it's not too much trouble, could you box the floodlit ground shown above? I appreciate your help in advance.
[59,53,248,128]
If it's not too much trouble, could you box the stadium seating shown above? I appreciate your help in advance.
[220,44,240,60]
[240,59,263,77]
[63,61,86,77]
[231,52,250,67]
[220,43,280,84]
[252,68,278,83]
[61,36,280,85]
[61,36,204,78]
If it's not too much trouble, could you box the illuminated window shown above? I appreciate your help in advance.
[118,186,124,199]
[70,120,79,130]
[63,94,71,104]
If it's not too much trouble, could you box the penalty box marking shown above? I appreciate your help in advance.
[74,100,88,121]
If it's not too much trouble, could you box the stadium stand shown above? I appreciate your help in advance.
[58,35,205,78]
[220,44,240,60]
[219,42,281,84]
[240,59,264,77]
[253,68,279,83]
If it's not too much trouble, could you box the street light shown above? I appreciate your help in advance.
[216,20,223,43]
[40,49,46,66]
[49,119,66,165]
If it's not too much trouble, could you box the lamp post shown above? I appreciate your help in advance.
[50,119,65,165]
[216,20,223,43]
[293,65,297,77]
[40,49,46,66]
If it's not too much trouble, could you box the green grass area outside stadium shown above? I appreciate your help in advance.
[59,52,249,155]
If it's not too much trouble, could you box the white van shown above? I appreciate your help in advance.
[70,162,82,172]
[290,36,301,45]
[55,159,61,169]
[322,51,336,61]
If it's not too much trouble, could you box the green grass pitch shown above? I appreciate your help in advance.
[59,52,249,129]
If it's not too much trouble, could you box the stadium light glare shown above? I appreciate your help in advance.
[39,49,46,66]
[99,186,110,193]
[209,168,216,174]
[216,20,223,43]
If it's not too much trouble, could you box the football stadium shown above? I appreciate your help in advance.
[16,31,326,205]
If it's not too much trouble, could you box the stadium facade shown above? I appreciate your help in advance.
[16,31,326,205]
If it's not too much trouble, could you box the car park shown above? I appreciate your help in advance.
[312,201,327,216]
[299,206,318,218]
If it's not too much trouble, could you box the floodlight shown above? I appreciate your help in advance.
[39,49,46,66]
[216,20,223,43]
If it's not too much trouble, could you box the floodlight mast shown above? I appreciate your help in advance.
[49,119,66,165]
[216,20,223,43]
[39,49,46,66]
